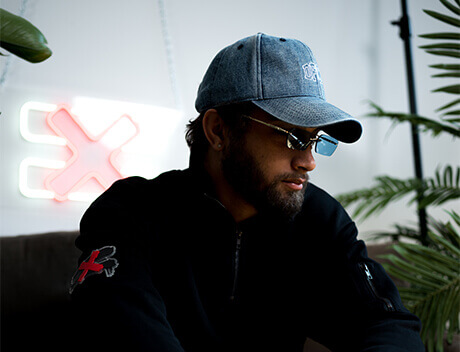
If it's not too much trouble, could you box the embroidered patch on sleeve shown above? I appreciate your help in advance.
[69,246,119,294]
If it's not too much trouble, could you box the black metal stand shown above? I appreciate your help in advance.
[391,0,428,244]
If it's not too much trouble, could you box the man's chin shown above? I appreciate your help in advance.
[263,182,307,220]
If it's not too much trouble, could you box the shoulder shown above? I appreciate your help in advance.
[90,169,188,206]
[295,183,358,247]
[77,169,190,244]
[302,182,346,218]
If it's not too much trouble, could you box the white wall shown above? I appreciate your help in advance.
[0,0,458,237]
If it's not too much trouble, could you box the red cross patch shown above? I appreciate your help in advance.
[69,246,119,294]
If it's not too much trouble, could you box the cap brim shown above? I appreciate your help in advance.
[253,96,362,143]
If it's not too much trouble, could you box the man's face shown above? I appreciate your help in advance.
[221,109,317,219]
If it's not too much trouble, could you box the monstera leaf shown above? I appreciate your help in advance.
[0,8,52,63]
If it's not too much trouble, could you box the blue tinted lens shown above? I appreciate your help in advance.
[315,135,338,156]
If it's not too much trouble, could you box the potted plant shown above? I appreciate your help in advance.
[337,1,459,351]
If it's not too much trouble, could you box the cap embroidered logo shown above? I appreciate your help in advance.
[69,246,119,294]
[302,62,322,82]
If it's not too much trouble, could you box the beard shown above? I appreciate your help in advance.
[221,138,308,220]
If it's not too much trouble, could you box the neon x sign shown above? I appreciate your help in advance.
[20,97,182,202]
[45,106,138,201]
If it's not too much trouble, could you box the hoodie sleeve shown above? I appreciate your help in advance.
[70,176,185,352]
[301,184,425,352]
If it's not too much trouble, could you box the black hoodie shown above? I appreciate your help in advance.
[70,167,424,351]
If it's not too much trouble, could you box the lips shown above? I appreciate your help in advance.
[282,178,306,191]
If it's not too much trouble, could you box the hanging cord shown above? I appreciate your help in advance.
[0,0,31,90]
[157,0,182,110]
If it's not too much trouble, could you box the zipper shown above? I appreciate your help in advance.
[202,193,243,302]
[359,263,395,312]
[230,230,243,301]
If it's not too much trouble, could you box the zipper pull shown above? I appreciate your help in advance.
[230,230,243,302]
[360,262,395,312]
[236,230,242,249]
[362,263,373,280]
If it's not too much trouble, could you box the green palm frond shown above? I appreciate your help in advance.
[430,63,460,70]
[442,109,460,117]
[420,0,460,118]
[420,33,460,40]
[423,9,460,28]
[432,71,460,78]
[420,43,460,51]
[336,177,420,220]
[379,213,460,352]
[426,49,460,59]
[370,211,459,246]
[370,223,421,243]
[435,98,460,112]
[422,166,460,208]
[336,166,460,221]
[365,102,460,138]
[358,2,460,350]
[440,0,460,16]
[432,84,460,94]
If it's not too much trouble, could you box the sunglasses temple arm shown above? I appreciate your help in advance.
[243,115,291,134]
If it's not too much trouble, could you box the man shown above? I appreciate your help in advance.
[70,33,424,351]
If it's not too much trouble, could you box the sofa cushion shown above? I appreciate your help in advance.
[1,231,79,351]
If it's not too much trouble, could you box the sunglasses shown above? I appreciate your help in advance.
[242,115,338,156]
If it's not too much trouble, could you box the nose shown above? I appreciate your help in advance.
[291,147,316,173]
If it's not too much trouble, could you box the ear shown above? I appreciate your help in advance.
[202,109,226,151]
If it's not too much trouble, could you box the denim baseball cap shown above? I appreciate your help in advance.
[195,33,362,143]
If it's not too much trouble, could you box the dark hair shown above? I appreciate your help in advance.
[185,102,255,158]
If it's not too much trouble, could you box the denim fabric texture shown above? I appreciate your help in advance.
[195,33,362,143]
